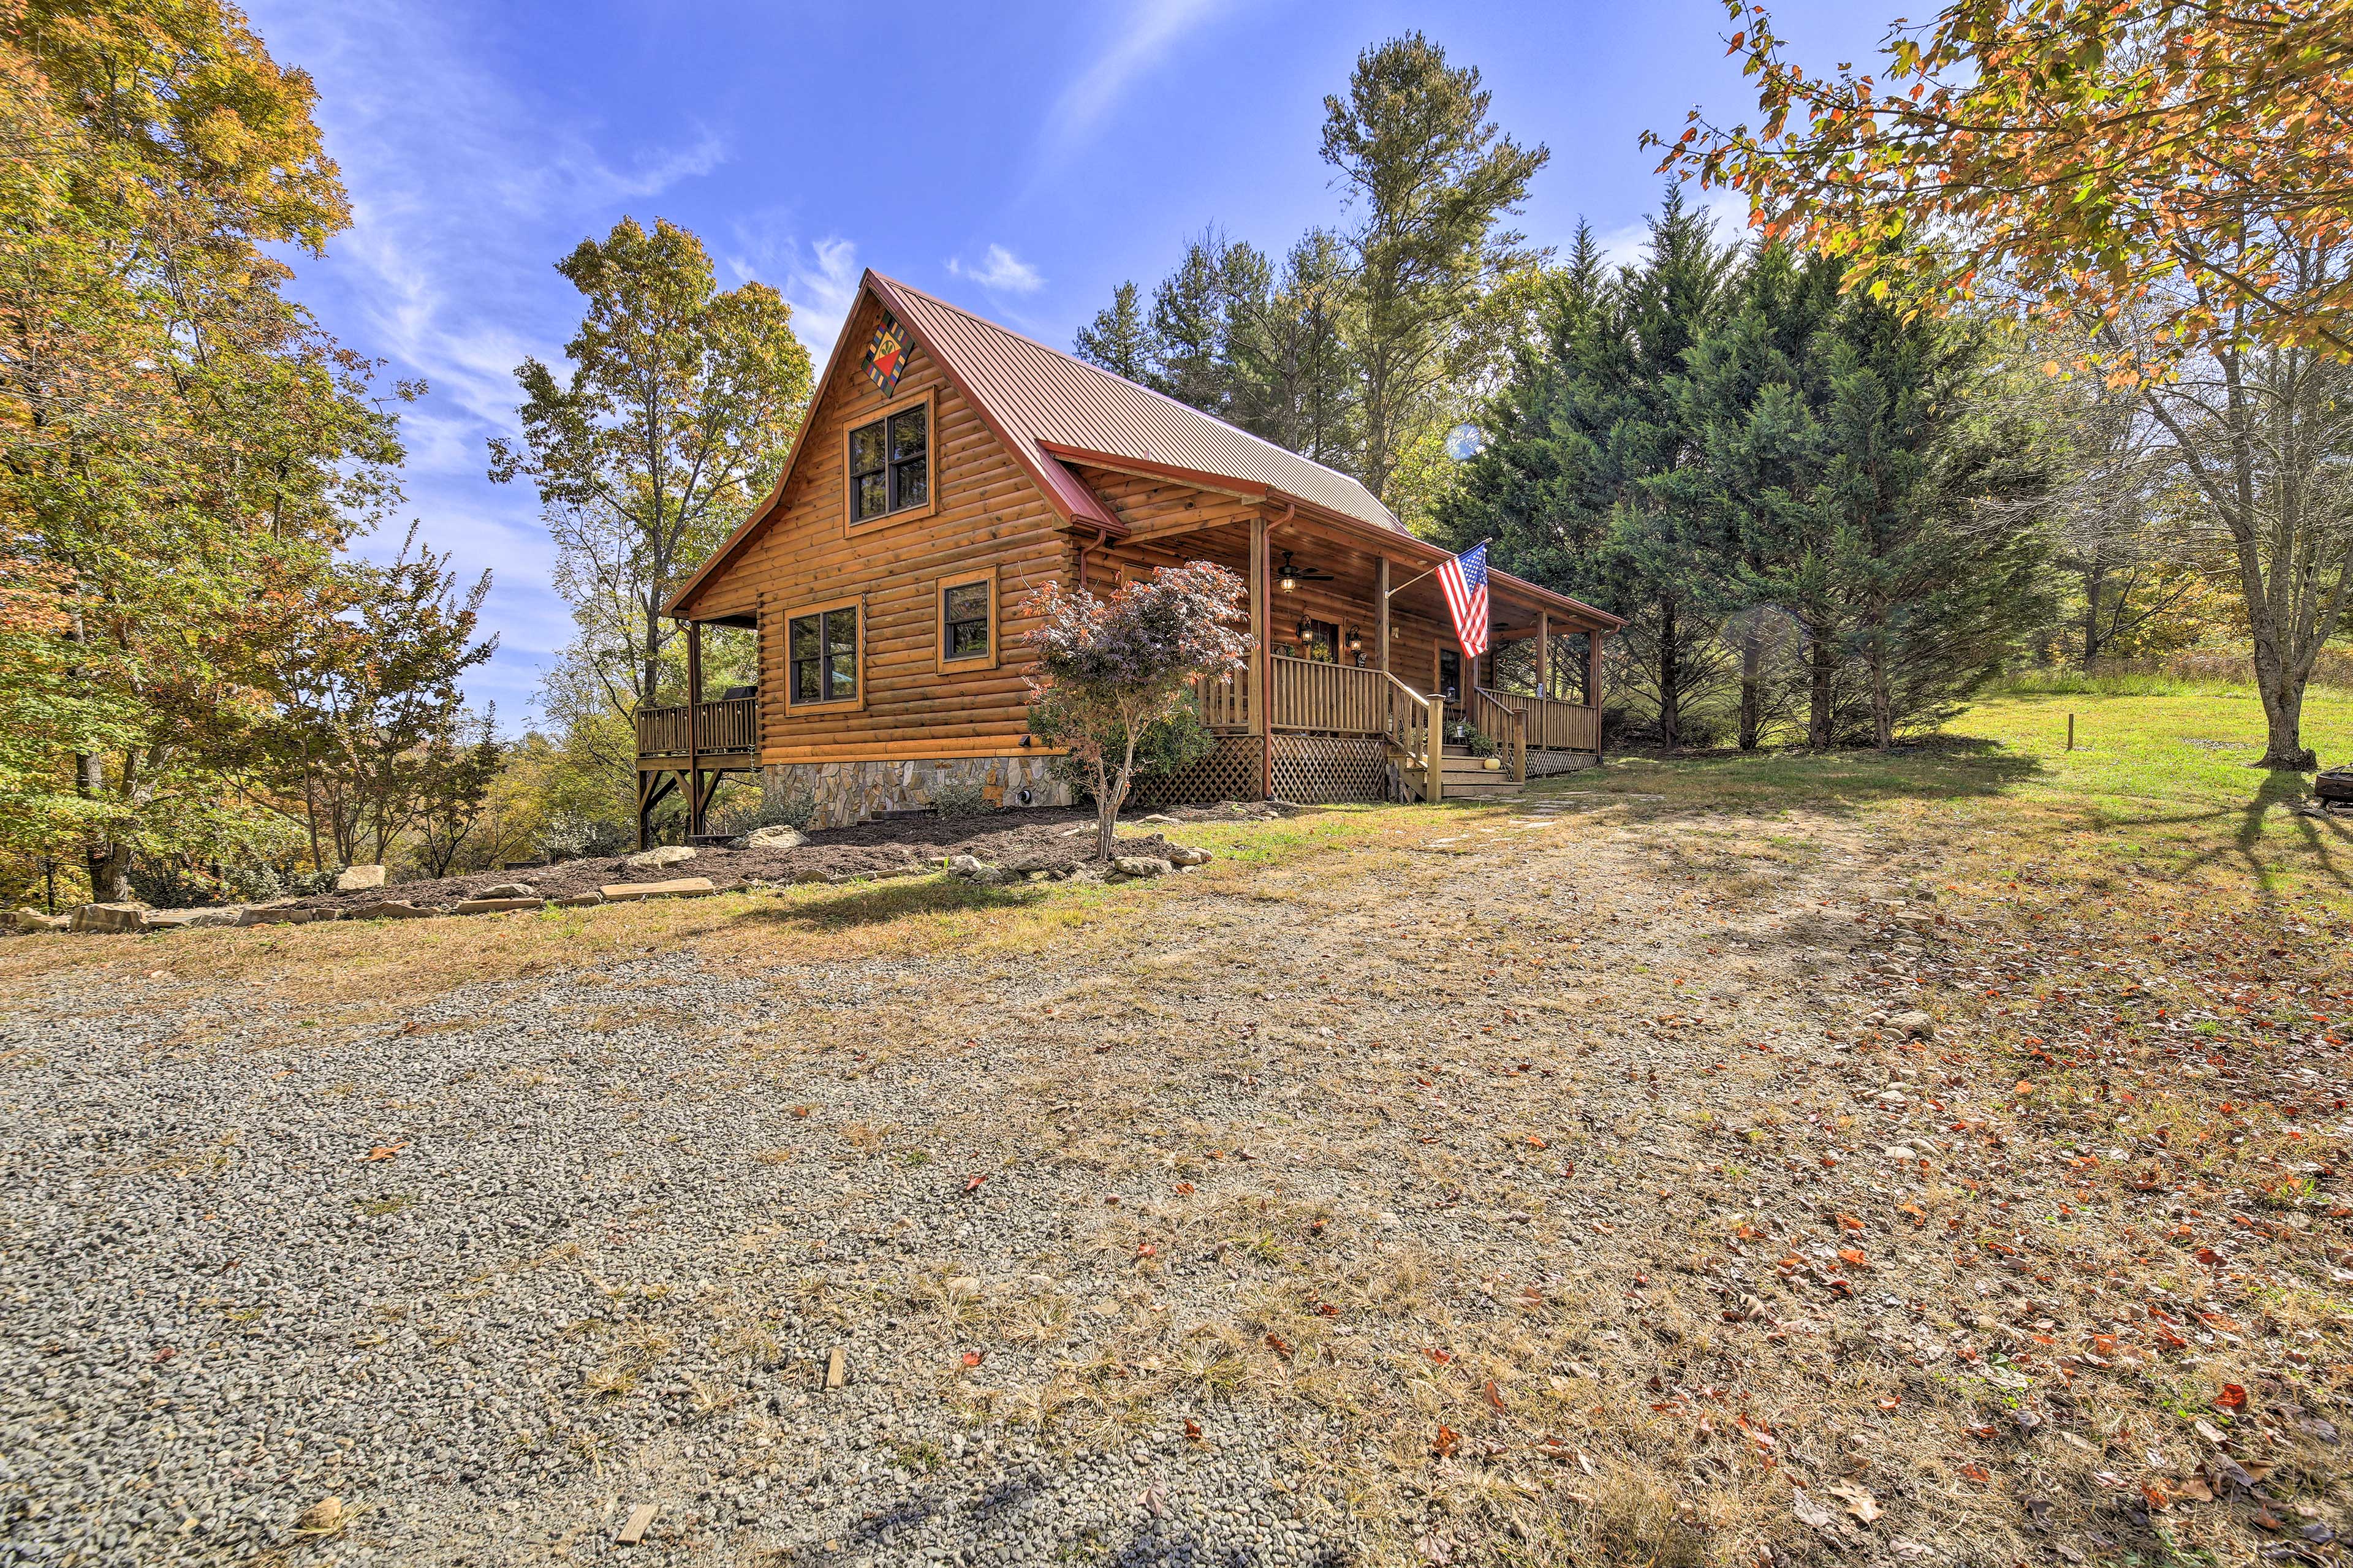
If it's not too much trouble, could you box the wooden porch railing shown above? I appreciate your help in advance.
[1487,691,1600,752]
[1271,657,1389,733]
[1191,670,1251,732]
[1469,687,1528,782]
[1381,673,1442,803]
[635,695,759,759]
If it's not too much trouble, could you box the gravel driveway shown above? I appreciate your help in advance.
[4,784,2347,1567]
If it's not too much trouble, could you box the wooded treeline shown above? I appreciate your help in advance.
[1086,17,2353,759]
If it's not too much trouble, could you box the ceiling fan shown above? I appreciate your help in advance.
[1275,550,1337,592]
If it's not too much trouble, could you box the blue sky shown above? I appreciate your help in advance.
[247,0,1892,725]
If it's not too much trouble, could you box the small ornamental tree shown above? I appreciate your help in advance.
[1021,562,1250,861]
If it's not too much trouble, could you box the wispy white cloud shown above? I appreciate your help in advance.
[242,0,730,723]
[1032,0,1235,181]
[724,223,863,355]
[947,244,1044,295]
[1592,186,1756,275]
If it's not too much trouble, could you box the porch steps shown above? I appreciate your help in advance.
[1387,744,1524,801]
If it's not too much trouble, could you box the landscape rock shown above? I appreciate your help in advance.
[144,906,245,930]
[333,864,386,892]
[241,906,340,926]
[1165,844,1214,867]
[600,877,714,903]
[944,854,1005,884]
[741,824,807,850]
[551,892,605,909]
[453,897,545,915]
[1111,855,1174,879]
[1890,1009,1935,1039]
[625,845,696,870]
[346,900,433,920]
[480,881,537,899]
[68,902,150,934]
[12,907,68,933]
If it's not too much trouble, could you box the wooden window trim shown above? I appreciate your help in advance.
[843,387,938,537]
[935,566,998,674]
[781,593,866,716]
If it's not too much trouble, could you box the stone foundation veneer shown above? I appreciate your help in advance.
[763,754,1071,830]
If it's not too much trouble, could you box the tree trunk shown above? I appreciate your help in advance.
[1737,620,1762,751]
[1806,618,1835,748]
[1866,605,1894,751]
[1656,598,1680,749]
[86,841,132,904]
[2254,645,2315,770]
[2080,561,2106,667]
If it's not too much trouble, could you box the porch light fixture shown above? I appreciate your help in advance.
[1278,559,1298,593]
[1346,626,1363,653]
[1297,615,1315,639]
[1272,550,1333,594]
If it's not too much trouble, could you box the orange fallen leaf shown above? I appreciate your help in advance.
[961,1350,983,1367]
[1264,1333,1293,1360]
[1838,1248,1870,1269]
[1175,1182,1195,1194]
[362,1142,407,1162]
[1424,1347,1453,1365]
[1433,1425,1461,1458]
[963,1174,988,1192]
[1184,1418,1202,1442]
[2214,1383,2247,1409]
[789,1105,811,1117]
[1484,1379,1506,1412]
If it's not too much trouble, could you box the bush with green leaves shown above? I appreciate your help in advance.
[1036,694,1216,806]
[928,780,994,819]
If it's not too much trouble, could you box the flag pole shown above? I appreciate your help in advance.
[1387,537,1490,599]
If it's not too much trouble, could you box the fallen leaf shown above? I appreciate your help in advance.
[1175,1181,1195,1194]
[963,1174,988,1193]
[2215,1383,2247,1409]
[1184,1418,1203,1442]
[362,1142,407,1162]
[1433,1425,1460,1458]
[960,1351,983,1368]
[1483,1379,1506,1412]
[1828,1482,1882,1523]
[1793,1490,1836,1530]
[1264,1333,1293,1360]
[1424,1347,1453,1365]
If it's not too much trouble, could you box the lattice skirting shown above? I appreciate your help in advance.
[1127,733,1265,809]
[1526,749,1599,778]
[1271,733,1390,804]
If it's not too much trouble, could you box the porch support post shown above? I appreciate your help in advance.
[1537,613,1550,701]
[1589,628,1606,763]
[1375,556,1390,674]
[685,618,703,839]
[1251,514,1271,799]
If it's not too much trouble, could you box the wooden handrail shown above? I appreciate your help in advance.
[636,695,759,757]
[1378,671,1442,802]
[1270,656,1389,734]
[1470,687,1528,782]
[1482,689,1600,752]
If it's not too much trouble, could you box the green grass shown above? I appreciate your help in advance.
[1588,688,2353,908]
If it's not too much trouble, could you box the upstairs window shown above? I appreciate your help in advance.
[787,600,861,707]
[848,398,930,525]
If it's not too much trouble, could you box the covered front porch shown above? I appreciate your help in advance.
[1099,494,1615,806]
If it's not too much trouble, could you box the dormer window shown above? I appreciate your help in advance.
[848,397,930,525]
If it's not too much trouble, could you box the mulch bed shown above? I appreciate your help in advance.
[282,800,1286,914]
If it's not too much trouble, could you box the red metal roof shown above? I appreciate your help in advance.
[868,271,1406,537]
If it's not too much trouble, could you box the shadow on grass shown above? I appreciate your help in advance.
[1533,734,2048,816]
[734,873,1048,931]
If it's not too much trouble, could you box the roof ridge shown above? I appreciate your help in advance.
[871,271,1390,520]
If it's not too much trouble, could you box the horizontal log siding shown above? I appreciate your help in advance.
[696,294,1069,765]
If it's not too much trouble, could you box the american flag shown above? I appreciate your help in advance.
[1436,542,1491,659]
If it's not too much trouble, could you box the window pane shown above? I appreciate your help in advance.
[892,456,927,510]
[950,619,988,660]
[826,608,857,699]
[792,658,820,703]
[788,615,818,661]
[944,581,988,624]
[887,405,926,461]
[855,471,887,520]
[849,422,885,475]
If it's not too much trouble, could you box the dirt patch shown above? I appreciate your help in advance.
[282,801,1284,912]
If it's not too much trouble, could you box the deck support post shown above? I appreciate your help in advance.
[1588,629,1606,764]
[1537,613,1550,700]
[1375,556,1390,675]
[1251,515,1271,800]
[685,619,703,840]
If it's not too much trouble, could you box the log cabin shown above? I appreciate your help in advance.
[643,270,1621,843]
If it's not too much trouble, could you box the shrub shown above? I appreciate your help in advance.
[538,812,632,862]
[928,780,993,819]
[710,778,818,836]
[1039,695,1215,804]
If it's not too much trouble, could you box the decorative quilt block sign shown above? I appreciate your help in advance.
[863,312,912,395]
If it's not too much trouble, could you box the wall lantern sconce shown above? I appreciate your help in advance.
[1346,626,1364,653]
[1297,615,1316,640]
